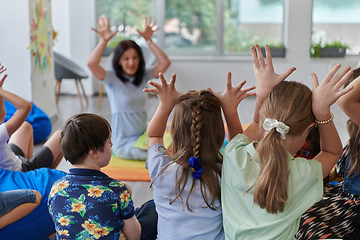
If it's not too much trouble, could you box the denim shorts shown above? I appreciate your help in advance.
[0,189,36,217]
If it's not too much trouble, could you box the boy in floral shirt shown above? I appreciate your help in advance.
[48,113,141,240]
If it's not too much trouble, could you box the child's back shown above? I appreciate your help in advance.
[147,144,223,240]
[48,113,141,240]
[48,169,134,239]
[144,76,232,240]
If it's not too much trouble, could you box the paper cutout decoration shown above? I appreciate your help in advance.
[28,0,52,73]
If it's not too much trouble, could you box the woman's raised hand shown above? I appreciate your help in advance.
[91,17,118,43]
[137,16,158,42]
[251,44,296,101]
[312,64,353,120]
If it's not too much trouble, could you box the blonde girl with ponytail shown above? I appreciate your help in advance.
[214,45,353,240]
[144,73,255,240]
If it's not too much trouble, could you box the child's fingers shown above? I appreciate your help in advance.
[158,73,167,85]
[334,68,352,89]
[324,64,341,82]
[311,72,319,90]
[241,85,256,93]
[105,17,109,28]
[233,80,248,93]
[143,87,158,94]
[169,73,176,86]
[226,72,232,89]
[255,44,265,67]
[147,80,161,89]
[264,45,273,66]
[0,74,8,87]
[332,66,351,85]
[337,85,354,99]
[251,46,260,69]
[278,67,296,81]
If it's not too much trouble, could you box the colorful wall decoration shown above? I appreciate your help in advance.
[28,0,52,73]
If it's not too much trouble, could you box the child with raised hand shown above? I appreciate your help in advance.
[296,64,360,240]
[216,45,353,240]
[48,113,157,240]
[87,16,170,160]
[0,64,63,172]
[144,73,254,240]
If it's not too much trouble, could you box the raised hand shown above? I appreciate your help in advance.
[0,64,7,88]
[137,16,158,41]
[91,17,118,43]
[208,72,256,111]
[312,64,353,120]
[144,73,181,108]
[208,72,256,140]
[251,44,296,101]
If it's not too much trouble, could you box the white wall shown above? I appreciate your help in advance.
[0,0,57,118]
[52,0,97,95]
[0,1,32,101]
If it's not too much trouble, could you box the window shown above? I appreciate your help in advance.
[97,0,284,56]
[97,0,156,49]
[224,0,284,54]
[312,0,360,55]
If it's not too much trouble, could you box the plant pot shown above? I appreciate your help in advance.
[318,47,346,57]
[260,47,286,57]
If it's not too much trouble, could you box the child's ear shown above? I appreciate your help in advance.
[89,148,99,158]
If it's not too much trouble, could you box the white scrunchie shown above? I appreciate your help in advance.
[263,118,290,140]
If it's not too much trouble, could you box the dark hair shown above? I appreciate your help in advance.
[60,113,111,165]
[344,67,360,176]
[253,81,314,214]
[156,90,225,211]
[112,40,145,86]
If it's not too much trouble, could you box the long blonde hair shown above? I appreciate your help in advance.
[253,81,314,213]
[156,90,225,211]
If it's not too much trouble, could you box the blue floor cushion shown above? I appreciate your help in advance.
[0,168,66,240]
[4,100,52,144]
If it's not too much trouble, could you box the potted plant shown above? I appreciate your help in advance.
[311,39,349,58]
[260,43,286,57]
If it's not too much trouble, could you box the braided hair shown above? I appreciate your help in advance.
[155,90,225,211]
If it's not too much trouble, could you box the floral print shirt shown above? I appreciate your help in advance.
[48,168,134,240]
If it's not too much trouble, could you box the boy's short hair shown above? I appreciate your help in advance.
[60,113,111,165]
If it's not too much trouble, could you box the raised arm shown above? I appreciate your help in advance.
[144,73,181,148]
[208,72,256,141]
[87,17,118,80]
[312,64,354,178]
[337,73,360,126]
[137,16,171,77]
[245,44,296,142]
[0,66,32,136]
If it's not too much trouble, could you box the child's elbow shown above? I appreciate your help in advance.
[25,101,32,114]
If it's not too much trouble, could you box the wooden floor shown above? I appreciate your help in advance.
[49,92,351,207]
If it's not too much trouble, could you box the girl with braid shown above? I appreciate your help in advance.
[213,45,354,240]
[144,72,254,240]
